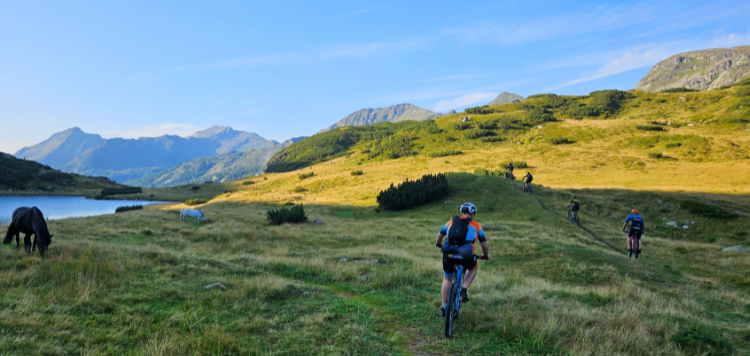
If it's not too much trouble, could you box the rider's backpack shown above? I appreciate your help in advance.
[446,216,470,247]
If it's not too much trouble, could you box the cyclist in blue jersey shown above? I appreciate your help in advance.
[622,209,645,258]
[435,203,489,317]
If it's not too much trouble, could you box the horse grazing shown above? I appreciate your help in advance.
[180,208,206,223]
[3,207,54,256]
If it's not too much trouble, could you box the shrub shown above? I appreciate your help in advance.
[636,125,665,131]
[185,198,208,206]
[242,180,255,185]
[101,187,142,196]
[648,152,663,159]
[351,170,364,176]
[191,185,200,191]
[661,87,698,93]
[453,122,470,130]
[550,137,572,145]
[681,200,738,220]
[299,172,315,180]
[292,186,307,193]
[724,117,749,124]
[444,136,457,141]
[475,120,498,130]
[267,204,308,225]
[474,168,505,177]
[463,129,496,139]
[377,173,450,211]
[115,205,143,213]
[481,137,504,143]
[499,161,528,169]
[465,106,498,115]
[650,121,668,126]
[666,142,682,148]
[428,150,463,157]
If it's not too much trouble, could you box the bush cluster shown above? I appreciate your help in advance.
[267,204,307,225]
[648,152,663,159]
[636,125,665,131]
[550,137,572,145]
[185,199,208,206]
[101,187,142,196]
[40,171,71,182]
[475,121,498,130]
[665,142,682,148]
[242,180,255,185]
[292,186,307,193]
[481,137,505,143]
[452,122,470,130]
[660,87,698,93]
[115,205,143,213]
[376,173,450,211]
[681,200,738,220]
[465,106,499,115]
[428,150,463,157]
[191,185,200,191]
[351,170,364,176]
[463,129,496,139]
[474,168,506,177]
[499,161,528,169]
[299,172,315,180]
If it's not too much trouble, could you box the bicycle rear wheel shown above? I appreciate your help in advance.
[444,282,458,337]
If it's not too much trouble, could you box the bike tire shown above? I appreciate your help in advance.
[444,282,458,337]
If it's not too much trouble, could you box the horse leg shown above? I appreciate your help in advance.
[24,233,32,253]
[32,234,38,252]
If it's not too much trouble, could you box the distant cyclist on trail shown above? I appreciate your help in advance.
[522,172,533,190]
[506,162,515,179]
[622,209,645,258]
[567,196,581,220]
[435,203,489,317]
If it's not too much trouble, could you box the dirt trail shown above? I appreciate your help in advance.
[514,181,622,254]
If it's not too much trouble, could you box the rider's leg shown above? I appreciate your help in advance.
[441,276,453,306]
[462,267,478,289]
[627,235,632,250]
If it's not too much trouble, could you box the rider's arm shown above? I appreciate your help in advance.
[436,232,446,247]
[622,222,628,232]
[479,241,489,258]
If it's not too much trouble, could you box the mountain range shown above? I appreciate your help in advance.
[15,126,277,183]
[485,92,523,105]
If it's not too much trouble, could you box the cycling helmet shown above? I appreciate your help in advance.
[631,208,639,214]
[460,202,477,215]
[573,195,577,199]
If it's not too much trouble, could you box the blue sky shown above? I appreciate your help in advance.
[1,0,749,153]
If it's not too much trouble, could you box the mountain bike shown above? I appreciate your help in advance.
[444,255,484,338]
[568,210,579,226]
[625,230,641,259]
[522,181,532,194]
[505,171,515,180]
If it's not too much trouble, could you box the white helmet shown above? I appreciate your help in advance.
[460,202,477,214]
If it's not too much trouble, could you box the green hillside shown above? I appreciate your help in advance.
[0,152,123,196]
[2,172,749,355]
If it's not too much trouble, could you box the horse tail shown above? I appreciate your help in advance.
[3,225,15,245]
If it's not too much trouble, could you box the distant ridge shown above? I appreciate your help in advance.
[635,46,750,92]
[14,126,277,183]
[320,103,442,132]
[485,92,523,106]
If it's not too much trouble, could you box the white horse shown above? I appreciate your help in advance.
[180,208,206,223]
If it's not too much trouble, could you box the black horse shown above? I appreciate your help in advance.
[3,207,54,256]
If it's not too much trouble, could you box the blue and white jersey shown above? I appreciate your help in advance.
[626,213,644,230]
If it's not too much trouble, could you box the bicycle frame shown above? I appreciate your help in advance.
[452,265,465,314]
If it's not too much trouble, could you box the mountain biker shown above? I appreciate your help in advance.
[567,196,581,220]
[522,172,533,190]
[506,162,515,179]
[435,202,489,317]
[622,209,645,258]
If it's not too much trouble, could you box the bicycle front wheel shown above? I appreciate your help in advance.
[444,282,458,337]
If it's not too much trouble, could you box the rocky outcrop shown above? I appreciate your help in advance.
[635,46,750,92]
[485,92,523,106]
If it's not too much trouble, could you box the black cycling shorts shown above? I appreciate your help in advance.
[442,253,477,278]
[571,206,579,213]
[628,228,642,239]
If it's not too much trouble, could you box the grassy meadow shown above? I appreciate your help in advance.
[2,84,750,355]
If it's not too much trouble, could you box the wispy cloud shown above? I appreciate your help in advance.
[441,3,658,45]
[168,37,432,71]
[433,92,496,112]
[551,47,670,89]
[341,4,391,18]
[108,123,204,138]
